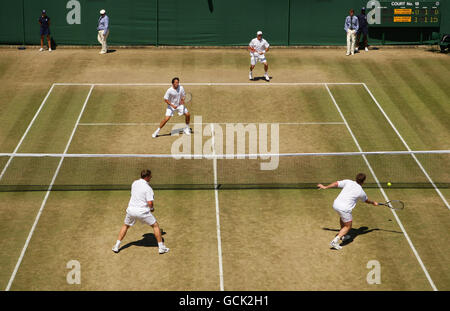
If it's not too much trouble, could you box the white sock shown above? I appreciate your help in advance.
[115,240,121,248]
[155,127,160,133]
[185,124,189,129]
[158,242,164,248]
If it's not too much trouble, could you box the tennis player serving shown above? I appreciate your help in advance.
[318,173,378,250]
[152,77,191,138]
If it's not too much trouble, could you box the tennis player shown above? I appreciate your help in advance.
[112,169,169,254]
[248,31,270,81]
[318,173,378,250]
[152,77,191,138]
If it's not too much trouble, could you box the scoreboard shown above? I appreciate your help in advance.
[369,1,441,27]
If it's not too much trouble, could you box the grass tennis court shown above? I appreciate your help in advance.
[0,48,449,291]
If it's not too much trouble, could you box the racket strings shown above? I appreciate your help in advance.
[185,92,192,103]
[388,200,404,210]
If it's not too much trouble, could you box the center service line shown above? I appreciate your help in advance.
[211,123,225,291]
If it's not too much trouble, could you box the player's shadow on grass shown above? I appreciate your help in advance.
[252,76,272,82]
[322,226,402,247]
[156,128,194,137]
[118,230,166,252]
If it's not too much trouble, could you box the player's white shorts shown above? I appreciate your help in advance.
[166,104,188,117]
[332,205,353,223]
[250,53,267,65]
[124,208,156,226]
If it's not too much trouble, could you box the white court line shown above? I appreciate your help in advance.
[210,123,225,291]
[5,85,95,291]
[0,84,56,181]
[54,82,364,86]
[362,83,449,210]
[325,84,437,291]
[78,122,345,126]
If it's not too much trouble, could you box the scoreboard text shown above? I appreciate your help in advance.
[368,1,441,27]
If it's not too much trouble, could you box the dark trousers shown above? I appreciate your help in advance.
[356,32,368,49]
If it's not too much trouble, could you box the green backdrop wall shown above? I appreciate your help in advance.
[1,0,448,46]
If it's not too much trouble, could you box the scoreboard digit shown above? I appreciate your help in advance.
[369,1,441,27]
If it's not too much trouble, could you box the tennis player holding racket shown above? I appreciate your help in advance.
[318,173,378,250]
[152,77,191,138]
[248,31,270,81]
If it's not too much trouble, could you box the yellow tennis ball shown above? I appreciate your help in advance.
[387,182,392,187]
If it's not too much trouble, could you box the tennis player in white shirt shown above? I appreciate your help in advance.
[248,31,270,81]
[152,77,191,138]
[318,173,378,250]
[112,169,169,254]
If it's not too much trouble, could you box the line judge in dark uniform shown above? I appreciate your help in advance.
[39,10,51,52]
[356,7,369,52]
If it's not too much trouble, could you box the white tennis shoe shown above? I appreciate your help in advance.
[365,47,369,52]
[112,246,119,253]
[264,73,270,81]
[249,71,253,80]
[39,48,44,52]
[183,127,191,136]
[159,246,170,254]
[152,129,159,138]
[330,240,342,250]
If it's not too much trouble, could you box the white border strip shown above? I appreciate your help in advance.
[0,84,55,181]
[362,83,449,210]
[326,84,437,291]
[211,123,224,291]
[5,85,95,291]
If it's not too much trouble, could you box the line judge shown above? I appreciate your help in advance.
[344,9,359,56]
[97,9,109,54]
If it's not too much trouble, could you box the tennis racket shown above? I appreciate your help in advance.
[379,200,404,210]
[174,92,193,135]
[184,92,192,104]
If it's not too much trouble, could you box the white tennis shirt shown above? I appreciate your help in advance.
[164,85,185,107]
[249,38,270,56]
[333,179,368,212]
[127,179,154,213]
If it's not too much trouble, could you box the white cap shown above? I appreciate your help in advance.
[257,31,263,35]
[100,9,106,15]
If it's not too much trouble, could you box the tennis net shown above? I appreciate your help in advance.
[0,151,448,191]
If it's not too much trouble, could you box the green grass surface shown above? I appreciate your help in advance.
[0,48,448,290]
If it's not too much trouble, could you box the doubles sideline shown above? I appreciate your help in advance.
[326,84,438,291]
